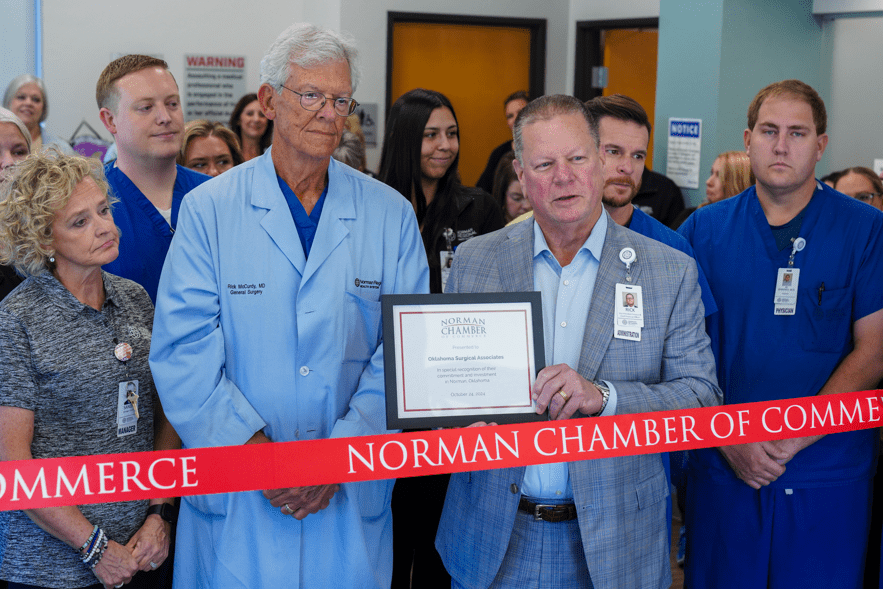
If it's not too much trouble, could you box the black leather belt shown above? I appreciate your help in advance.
[518,497,578,523]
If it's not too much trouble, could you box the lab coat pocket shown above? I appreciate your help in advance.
[798,286,852,353]
[355,478,393,520]
[184,491,229,517]
[344,291,382,363]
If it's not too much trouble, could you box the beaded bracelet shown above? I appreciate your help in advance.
[81,528,105,564]
[78,525,99,554]
[90,536,110,570]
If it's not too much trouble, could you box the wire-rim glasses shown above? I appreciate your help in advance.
[281,85,358,117]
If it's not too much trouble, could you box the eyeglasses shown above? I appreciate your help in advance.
[855,192,881,203]
[280,85,358,117]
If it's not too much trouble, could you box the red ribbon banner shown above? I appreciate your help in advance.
[1,389,881,511]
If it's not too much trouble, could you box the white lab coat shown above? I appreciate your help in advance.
[149,151,429,588]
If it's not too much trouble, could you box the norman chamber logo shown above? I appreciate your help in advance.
[440,316,487,337]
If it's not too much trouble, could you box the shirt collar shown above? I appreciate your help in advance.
[37,270,119,318]
[532,209,608,265]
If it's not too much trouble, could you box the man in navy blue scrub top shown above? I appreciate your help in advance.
[680,80,883,589]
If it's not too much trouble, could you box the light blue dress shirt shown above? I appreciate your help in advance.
[521,213,618,499]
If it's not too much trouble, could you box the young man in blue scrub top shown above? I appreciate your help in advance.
[97,55,209,302]
[680,80,883,588]
[586,93,717,567]
[586,94,717,318]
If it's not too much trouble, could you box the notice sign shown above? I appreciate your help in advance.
[184,55,247,123]
[666,118,702,189]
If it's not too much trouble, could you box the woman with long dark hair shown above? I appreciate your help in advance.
[378,88,503,294]
[378,89,503,588]
[229,93,273,161]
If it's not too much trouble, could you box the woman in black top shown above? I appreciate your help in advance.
[378,88,503,294]
[377,89,503,588]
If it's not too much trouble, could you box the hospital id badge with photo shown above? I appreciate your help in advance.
[615,283,644,327]
[439,251,455,293]
[774,268,800,315]
[614,283,642,341]
[117,380,139,438]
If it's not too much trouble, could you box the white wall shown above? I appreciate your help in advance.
[1,0,37,105]
[31,0,883,175]
[34,0,662,166]
[41,0,305,144]
[825,15,883,172]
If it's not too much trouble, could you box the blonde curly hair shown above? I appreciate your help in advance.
[0,149,115,276]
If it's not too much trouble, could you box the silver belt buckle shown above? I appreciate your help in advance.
[533,504,555,521]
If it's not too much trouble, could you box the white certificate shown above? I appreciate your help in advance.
[382,293,545,429]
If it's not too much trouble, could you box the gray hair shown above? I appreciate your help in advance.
[332,130,366,171]
[513,95,599,164]
[3,74,48,124]
[260,22,360,93]
[0,107,32,152]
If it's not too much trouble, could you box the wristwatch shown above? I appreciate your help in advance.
[147,503,178,526]
[591,381,611,416]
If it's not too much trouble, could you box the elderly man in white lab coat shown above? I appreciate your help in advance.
[149,22,428,588]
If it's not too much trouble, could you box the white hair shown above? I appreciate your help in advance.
[513,95,598,164]
[260,22,360,93]
[0,107,32,152]
[3,74,48,124]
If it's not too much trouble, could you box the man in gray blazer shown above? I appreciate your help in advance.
[435,95,721,589]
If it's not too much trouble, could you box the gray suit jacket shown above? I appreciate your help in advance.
[436,215,721,589]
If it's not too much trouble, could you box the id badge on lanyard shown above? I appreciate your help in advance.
[614,248,643,341]
[773,237,806,316]
[114,339,139,437]
[439,228,455,293]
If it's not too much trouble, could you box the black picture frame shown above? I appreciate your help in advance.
[382,292,546,430]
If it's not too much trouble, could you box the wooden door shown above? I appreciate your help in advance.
[603,29,659,167]
[389,19,536,186]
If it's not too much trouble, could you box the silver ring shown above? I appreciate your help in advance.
[150,561,158,569]
[115,585,124,588]
[283,503,294,515]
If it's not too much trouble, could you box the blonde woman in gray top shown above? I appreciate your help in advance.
[0,150,179,589]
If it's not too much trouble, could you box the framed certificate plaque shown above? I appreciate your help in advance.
[382,292,546,429]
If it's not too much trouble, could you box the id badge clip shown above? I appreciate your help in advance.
[615,248,642,341]
[773,238,805,316]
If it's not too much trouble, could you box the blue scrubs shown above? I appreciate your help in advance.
[628,206,717,317]
[679,182,883,587]
[149,152,429,588]
[627,205,719,548]
[103,163,209,302]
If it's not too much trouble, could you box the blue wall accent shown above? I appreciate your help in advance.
[654,0,831,206]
